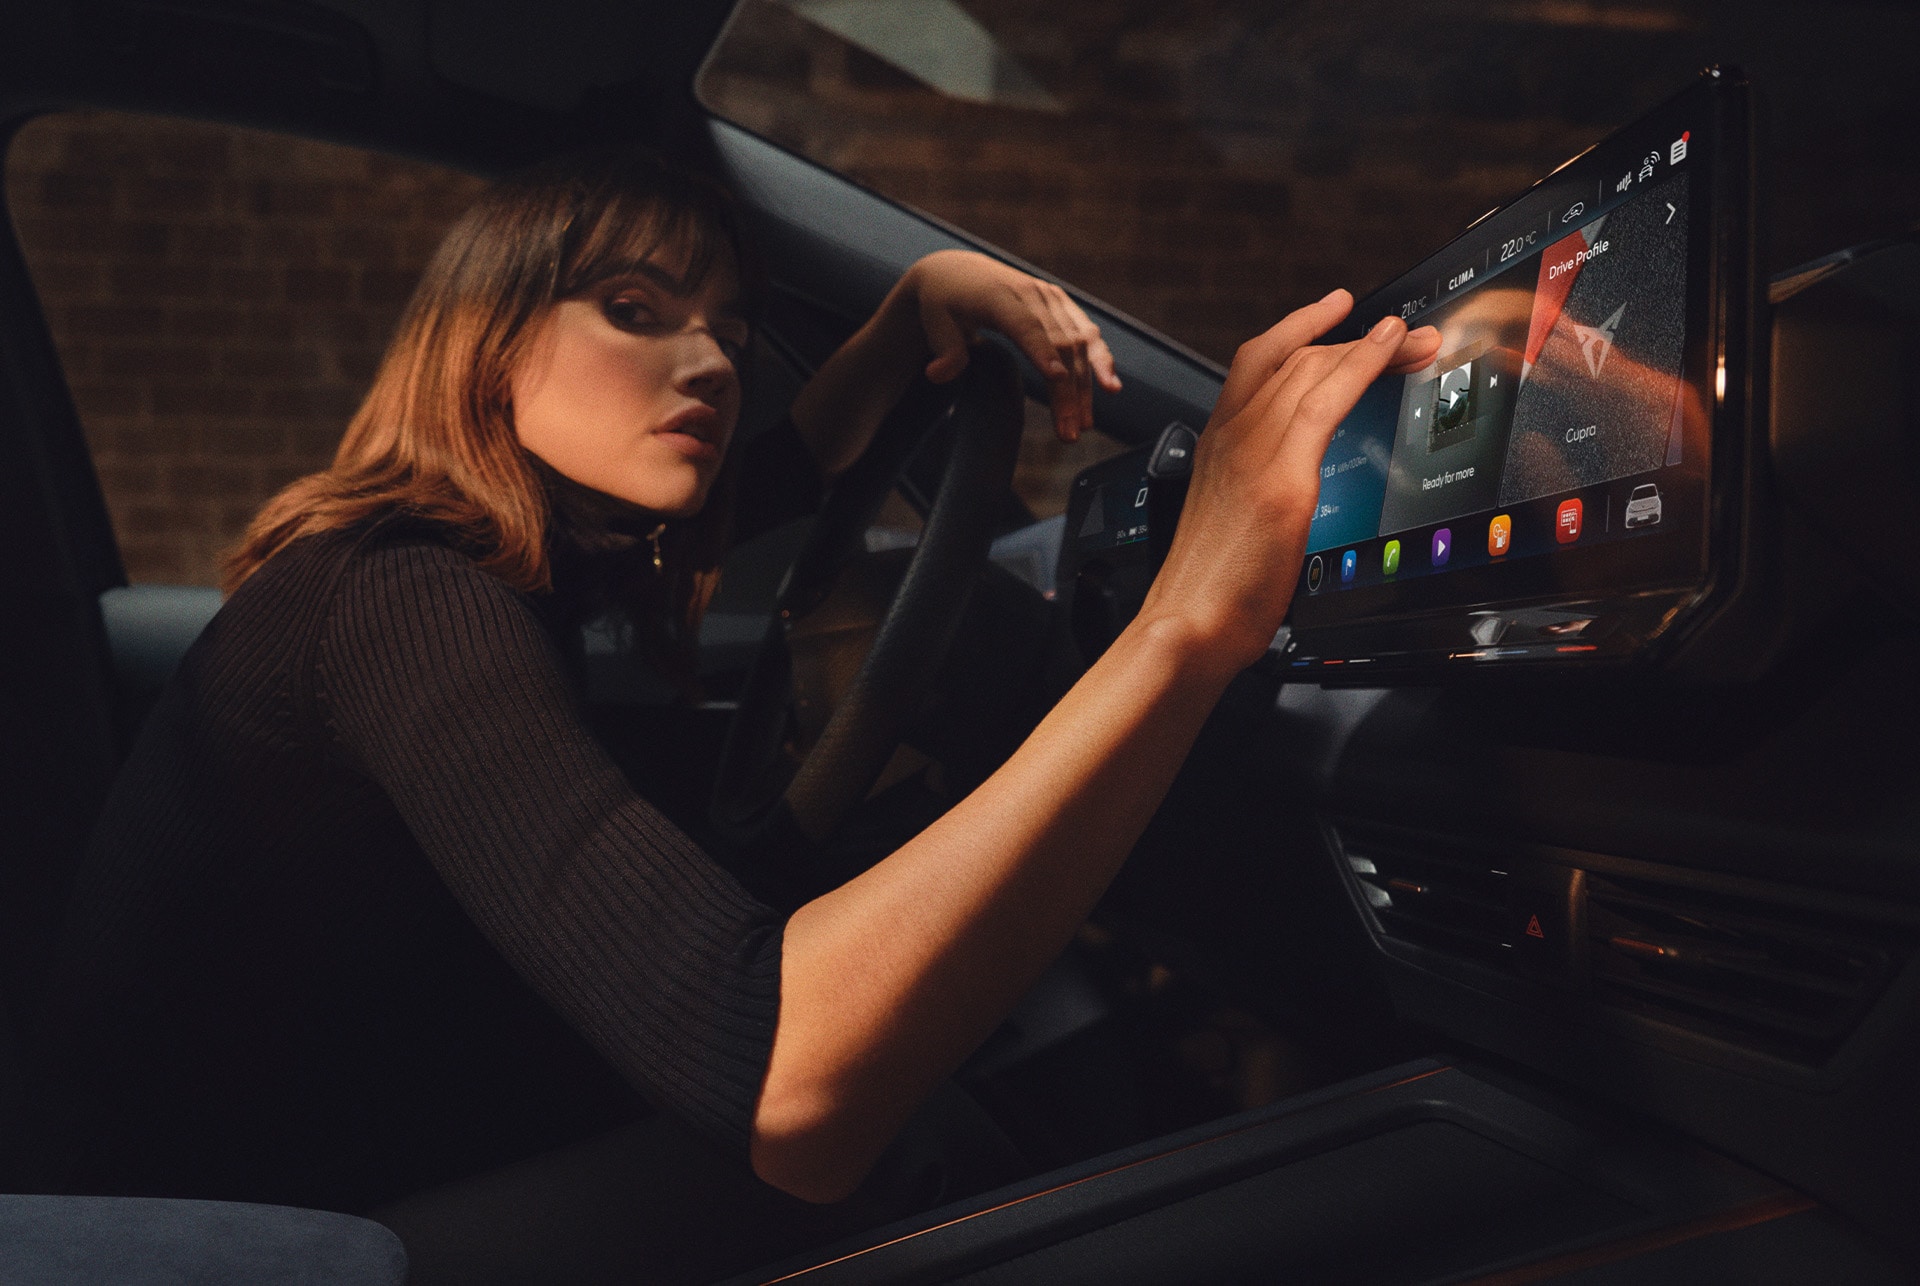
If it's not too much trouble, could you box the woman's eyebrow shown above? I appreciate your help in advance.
[606,261,683,293]
[607,262,746,321]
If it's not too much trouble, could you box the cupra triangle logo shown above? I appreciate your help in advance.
[1572,303,1625,378]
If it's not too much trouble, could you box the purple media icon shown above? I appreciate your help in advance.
[1431,527,1451,566]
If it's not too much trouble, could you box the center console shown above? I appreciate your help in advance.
[727,1059,1906,1284]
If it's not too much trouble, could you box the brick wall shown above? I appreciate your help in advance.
[5,113,486,584]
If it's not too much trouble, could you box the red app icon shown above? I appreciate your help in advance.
[1556,497,1584,544]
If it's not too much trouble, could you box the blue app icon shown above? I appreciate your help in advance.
[1431,528,1452,566]
[1340,549,1357,583]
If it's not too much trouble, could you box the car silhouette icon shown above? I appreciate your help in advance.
[1624,482,1664,528]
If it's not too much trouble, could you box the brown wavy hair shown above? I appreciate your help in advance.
[223,148,760,658]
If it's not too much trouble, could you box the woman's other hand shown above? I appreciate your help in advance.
[789,252,1121,479]
[906,249,1121,442]
[1139,290,1442,670]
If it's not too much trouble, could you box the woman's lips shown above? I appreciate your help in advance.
[656,408,723,461]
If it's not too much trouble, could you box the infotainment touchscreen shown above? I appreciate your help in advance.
[1284,70,1747,677]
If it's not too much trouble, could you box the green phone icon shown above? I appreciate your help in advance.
[1382,539,1402,576]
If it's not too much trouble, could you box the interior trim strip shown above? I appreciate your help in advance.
[1463,1191,1818,1285]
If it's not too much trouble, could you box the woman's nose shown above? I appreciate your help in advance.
[678,328,737,397]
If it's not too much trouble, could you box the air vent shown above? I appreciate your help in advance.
[1344,844,1514,970]
[1586,875,1910,1064]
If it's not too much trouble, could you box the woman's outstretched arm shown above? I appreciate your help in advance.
[752,292,1441,1202]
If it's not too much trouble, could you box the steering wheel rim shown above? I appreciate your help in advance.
[710,344,1024,857]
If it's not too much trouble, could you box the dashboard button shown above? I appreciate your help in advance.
[1148,421,1198,479]
[1508,865,1585,983]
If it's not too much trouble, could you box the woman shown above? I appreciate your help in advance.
[45,150,1438,1278]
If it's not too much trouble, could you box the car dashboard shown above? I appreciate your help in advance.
[872,76,1920,1280]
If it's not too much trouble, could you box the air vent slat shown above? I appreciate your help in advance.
[1599,973,1852,1045]
[1586,874,1910,1064]
[1346,845,1513,969]
[1595,930,1873,1000]
[1591,888,1885,959]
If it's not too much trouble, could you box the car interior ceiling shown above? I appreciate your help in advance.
[3,1,1919,1284]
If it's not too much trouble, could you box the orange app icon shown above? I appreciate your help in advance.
[1488,514,1512,556]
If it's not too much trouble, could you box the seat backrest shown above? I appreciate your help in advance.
[0,1195,408,1285]
[97,585,224,739]
[0,990,24,1186]
[0,592,119,1026]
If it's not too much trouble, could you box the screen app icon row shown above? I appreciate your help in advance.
[1311,487,1614,594]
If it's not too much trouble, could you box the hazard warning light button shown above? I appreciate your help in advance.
[1507,865,1585,982]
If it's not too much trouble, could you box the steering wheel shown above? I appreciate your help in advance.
[710,343,1024,859]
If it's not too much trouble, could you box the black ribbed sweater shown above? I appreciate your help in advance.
[46,435,819,1213]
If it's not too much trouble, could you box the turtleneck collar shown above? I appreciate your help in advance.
[526,453,669,625]
[529,452,664,547]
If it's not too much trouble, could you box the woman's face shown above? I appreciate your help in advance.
[510,243,750,518]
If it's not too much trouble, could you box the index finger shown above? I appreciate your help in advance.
[1386,325,1442,374]
[1214,289,1354,427]
[1271,316,1413,475]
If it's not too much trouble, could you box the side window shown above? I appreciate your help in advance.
[4,112,486,586]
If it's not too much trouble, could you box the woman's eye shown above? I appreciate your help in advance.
[605,298,655,327]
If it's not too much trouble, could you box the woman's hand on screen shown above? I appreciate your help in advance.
[1139,292,1442,670]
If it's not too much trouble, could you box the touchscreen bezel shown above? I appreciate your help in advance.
[1283,70,1750,679]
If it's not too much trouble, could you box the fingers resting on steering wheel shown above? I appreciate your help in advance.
[910,251,1120,444]
[1005,279,1118,442]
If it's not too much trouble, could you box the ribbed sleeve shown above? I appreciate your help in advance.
[315,537,784,1155]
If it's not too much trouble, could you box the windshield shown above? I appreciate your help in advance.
[700,0,1919,368]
